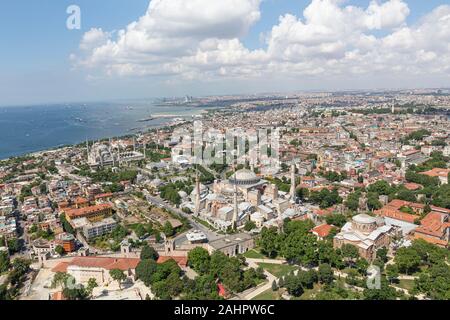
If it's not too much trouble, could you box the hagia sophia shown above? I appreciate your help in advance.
[185,165,305,232]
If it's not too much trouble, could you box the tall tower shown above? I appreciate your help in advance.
[391,102,395,114]
[290,163,296,201]
[143,141,147,159]
[194,169,201,217]
[232,165,238,229]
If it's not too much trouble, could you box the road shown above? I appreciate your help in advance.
[143,192,221,241]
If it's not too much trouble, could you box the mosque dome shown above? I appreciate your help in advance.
[352,213,376,225]
[229,169,260,186]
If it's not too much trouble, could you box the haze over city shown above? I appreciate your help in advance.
[0,0,449,308]
[2,0,450,106]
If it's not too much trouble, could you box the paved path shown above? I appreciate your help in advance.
[230,258,277,300]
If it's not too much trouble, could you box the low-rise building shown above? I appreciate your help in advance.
[82,217,117,240]
[52,256,140,285]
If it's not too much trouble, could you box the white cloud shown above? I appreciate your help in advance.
[74,0,450,88]
[79,28,110,51]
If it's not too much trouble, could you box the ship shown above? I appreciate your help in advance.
[137,115,155,122]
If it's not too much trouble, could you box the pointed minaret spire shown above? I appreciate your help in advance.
[194,167,201,217]
[232,164,238,229]
[290,163,296,202]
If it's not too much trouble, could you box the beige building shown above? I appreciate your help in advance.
[52,256,140,285]
[333,214,394,261]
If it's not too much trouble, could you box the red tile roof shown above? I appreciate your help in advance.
[404,183,422,191]
[94,193,113,199]
[51,257,140,272]
[65,203,112,219]
[51,291,66,300]
[375,207,419,224]
[157,256,187,268]
[414,211,449,238]
[420,168,450,178]
[413,233,448,247]
[311,224,334,238]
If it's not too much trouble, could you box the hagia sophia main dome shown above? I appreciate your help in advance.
[228,169,261,186]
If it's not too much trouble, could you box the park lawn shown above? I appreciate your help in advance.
[397,279,415,292]
[252,288,279,300]
[257,263,298,278]
[243,249,265,259]
[291,283,322,300]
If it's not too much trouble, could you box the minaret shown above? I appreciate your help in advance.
[391,103,395,114]
[289,163,296,201]
[232,165,238,229]
[278,206,284,233]
[143,141,147,159]
[118,142,121,167]
[194,168,201,217]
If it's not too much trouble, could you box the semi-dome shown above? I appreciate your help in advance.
[190,184,208,197]
[229,169,260,186]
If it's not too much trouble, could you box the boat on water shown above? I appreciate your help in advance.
[137,115,155,122]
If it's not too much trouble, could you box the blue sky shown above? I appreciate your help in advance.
[0,0,449,106]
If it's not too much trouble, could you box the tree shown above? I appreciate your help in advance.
[271,280,278,291]
[244,220,256,232]
[51,272,70,288]
[7,238,21,254]
[296,188,309,201]
[363,278,398,300]
[11,258,30,275]
[0,251,10,273]
[109,269,126,290]
[140,244,159,261]
[396,189,416,202]
[318,263,334,285]
[86,278,98,297]
[281,228,318,266]
[367,180,393,195]
[164,272,184,298]
[345,191,361,211]
[356,258,369,275]
[376,247,388,263]
[325,214,347,228]
[341,244,359,267]
[162,221,174,237]
[297,270,317,289]
[386,264,399,284]
[62,286,87,300]
[394,247,421,274]
[60,213,74,234]
[367,192,382,211]
[55,245,65,256]
[134,224,147,239]
[187,247,210,274]
[283,273,304,297]
[136,259,158,286]
[257,227,280,258]
[414,263,450,300]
